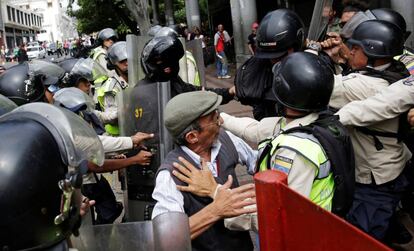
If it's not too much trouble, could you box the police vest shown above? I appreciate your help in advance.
[96,77,128,136]
[395,49,414,75]
[258,131,335,211]
[92,46,106,61]
[186,51,200,86]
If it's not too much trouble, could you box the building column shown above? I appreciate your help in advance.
[164,0,174,26]
[230,0,257,67]
[151,0,160,24]
[185,0,201,29]
[391,0,414,49]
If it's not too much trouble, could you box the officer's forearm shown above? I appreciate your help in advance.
[93,109,117,124]
[87,158,136,173]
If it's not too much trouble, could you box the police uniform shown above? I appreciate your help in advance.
[337,75,414,126]
[185,50,200,86]
[330,69,411,240]
[92,46,110,73]
[95,73,128,136]
[261,113,334,210]
[98,135,133,153]
[331,70,412,185]
[221,112,282,145]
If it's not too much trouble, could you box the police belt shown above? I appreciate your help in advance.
[355,126,399,151]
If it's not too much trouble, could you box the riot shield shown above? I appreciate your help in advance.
[71,212,191,251]
[185,39,206,87]
[308,0,334,41]
[119,79,173,222]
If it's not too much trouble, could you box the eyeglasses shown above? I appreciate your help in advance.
[198,109,222,129]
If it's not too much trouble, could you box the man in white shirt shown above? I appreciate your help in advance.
[152,91,256,251]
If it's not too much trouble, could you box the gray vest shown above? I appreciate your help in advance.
[157,130,253,251]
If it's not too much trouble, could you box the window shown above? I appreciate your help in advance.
[7,6,11,21]
[12,8,15,22]
[17,10,20,23]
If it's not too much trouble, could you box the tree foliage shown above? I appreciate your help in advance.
[69,0,138,36]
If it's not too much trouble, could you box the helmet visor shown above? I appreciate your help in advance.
[29,60,65,79]
[0,94,17,116]
[0,103,105,168]
[71,58,107,82]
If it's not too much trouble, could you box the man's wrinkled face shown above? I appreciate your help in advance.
[349,44,368,70]
[196,110,223,146]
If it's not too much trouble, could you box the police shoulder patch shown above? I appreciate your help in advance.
[403,76,414,86]
[271,155,293,174]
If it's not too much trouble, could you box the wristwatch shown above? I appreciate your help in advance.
[306,41,322,52]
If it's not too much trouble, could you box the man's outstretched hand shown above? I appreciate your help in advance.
[173,156,218,198]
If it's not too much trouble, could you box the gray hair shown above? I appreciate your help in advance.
[174,120,201,146]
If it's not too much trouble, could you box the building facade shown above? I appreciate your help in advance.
[9,0,77,43]
[0,0,42,48]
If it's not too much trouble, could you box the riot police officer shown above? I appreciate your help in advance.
[140,35,233,101]
[92,28,118,73]
[96,41,129,136]
[326,20,411,241]
[254,52,340,211]
[234,9,306,120]
[0,102,105,250]
[54,87,153,224]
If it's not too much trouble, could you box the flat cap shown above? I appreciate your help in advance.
[164,91,222,138]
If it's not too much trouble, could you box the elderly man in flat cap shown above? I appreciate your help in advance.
[152,91,257,251]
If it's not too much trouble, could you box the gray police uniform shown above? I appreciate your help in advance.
[330,68,411,240]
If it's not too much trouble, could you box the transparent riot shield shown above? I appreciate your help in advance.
[119,35,174,221]
[118,35,153,219]
[308,0,334,41]
[122,79,173,222]
[71,212,191,251]
[185,39,206,87]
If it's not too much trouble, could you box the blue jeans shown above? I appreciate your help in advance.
[216,51,228,77]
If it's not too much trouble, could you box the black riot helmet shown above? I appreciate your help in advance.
[156,26,179,38]
[0,103,105,251]
[255,9,305,59]
[0,63,45,105]
[348,20,405,59]
[96,28,118,45]
[107,41,127,70]
[272,52,334,113]
[141,35,184,81]
[371,8,411,41]
[148,25,163,36]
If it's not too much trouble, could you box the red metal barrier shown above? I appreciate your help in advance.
[254,170,391,251]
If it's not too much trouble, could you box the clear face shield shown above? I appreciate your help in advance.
[71,58,108,82]
[0,94,17,116]
[340,10,376,40]
[53,87,95,112]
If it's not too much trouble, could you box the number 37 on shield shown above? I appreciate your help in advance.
[135,107,144,119]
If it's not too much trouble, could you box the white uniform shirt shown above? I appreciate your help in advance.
[151,131,257,219]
